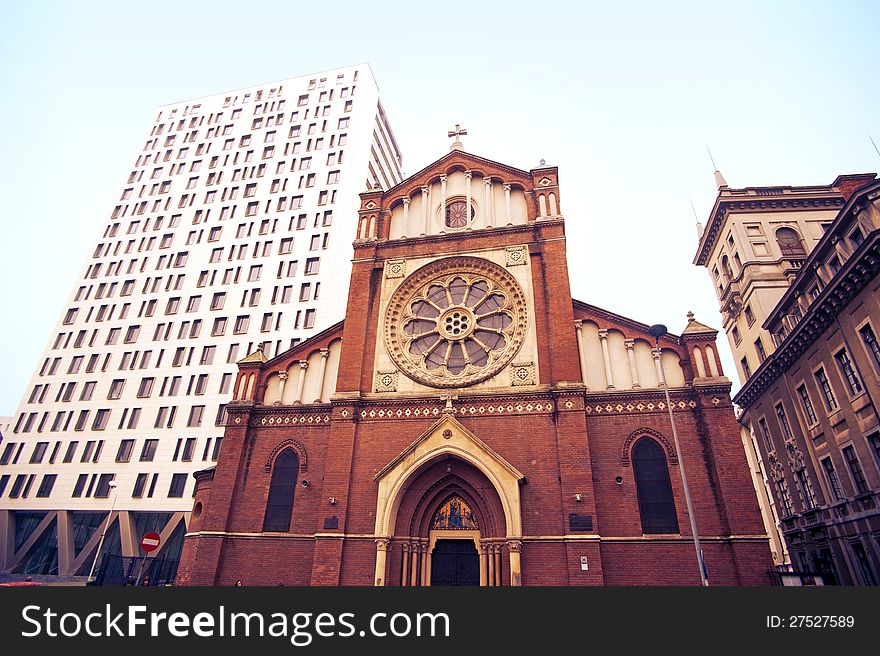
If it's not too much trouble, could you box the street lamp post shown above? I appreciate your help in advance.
[87,480,118,583]
[649,324,709,587]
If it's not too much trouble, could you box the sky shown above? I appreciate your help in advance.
[0,0,878,415]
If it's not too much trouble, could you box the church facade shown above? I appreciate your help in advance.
[176,145,772,586]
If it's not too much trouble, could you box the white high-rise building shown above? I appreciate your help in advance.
[0,64,402,581]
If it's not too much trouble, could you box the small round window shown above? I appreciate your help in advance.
[444,199,475,229]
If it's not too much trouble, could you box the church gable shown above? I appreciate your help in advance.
[354,149,562,241]
[233,321,344,405]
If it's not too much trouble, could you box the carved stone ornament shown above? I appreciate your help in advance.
[505,245,528,267]
[785,439,806,471]
[510,361,536,386]
[385,259,406,279]
[375,370,398,393]
[383,256,528,388]
[766,452,786,482]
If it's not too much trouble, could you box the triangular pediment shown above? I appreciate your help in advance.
[373,413,525,483]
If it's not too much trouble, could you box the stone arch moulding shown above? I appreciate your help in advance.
[264,439,308,473]
[620,427,678,468]
[373,414,524,539]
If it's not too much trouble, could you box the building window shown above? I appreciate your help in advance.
[796,385,817,426]
[94,474,115,498]
[29,442,48,464]
[775,227,806,257]
[775,403,795,441]
[36,474,57,498]
[755,337,766,363]
[631,437,679,534]
[851,542,878,585]
[757,417,773,451]
[834,349,863,396]
[842,445,869,495]
[187,405,205,427]
[744,304,755,326]
[181,438,196,462]
[740,356,751,379]
[116,439,135,463]
[140,439,158,462]
[168,473,187,498]
[795,469,815,510]
[262,449,299,532]
[133,473,148,498]
[775,478,793,516]
[305,257,320,275]
[814,368,838,410]
[859,323,880,372]
[821,457,845,502]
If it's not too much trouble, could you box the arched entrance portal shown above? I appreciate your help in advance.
[372,415,524,586]
[394,458,507,586]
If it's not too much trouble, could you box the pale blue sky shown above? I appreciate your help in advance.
[1,0,878,413]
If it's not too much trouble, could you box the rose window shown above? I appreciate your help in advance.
[384,257,528,388]
[444,199,474,229]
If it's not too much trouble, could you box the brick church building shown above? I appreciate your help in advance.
[176,140,773,586]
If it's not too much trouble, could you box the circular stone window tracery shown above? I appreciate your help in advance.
[444,199,475,229]
[384,257,528,388]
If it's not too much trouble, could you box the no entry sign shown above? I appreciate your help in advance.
[140,532,161,553]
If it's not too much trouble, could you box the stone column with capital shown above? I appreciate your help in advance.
[440,174,447,232]
[420,543,429,586]
[503,183,512,225]
[624,339,640,388]
[401,196,410,237]
[479,542,488,586]
[421,186,430,236]
[507,540,522,586]
[314,348,329,403]
[293,360,308,404]
[494,544,503,586]
[598,329,614,389]
[574,320,589,387]
[484,177,494,228]
[464,171,472,231]
[410,542,420,586]
[275,371,289,405]
[374,538,391,587]
[487,543,495,586]
[400,543,409,586]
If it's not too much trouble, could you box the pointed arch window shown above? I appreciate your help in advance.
[262,449,299,532]
[632,437,679,534]
[776,227,806,257]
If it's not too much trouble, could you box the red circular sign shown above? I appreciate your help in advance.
[140,532,161,553]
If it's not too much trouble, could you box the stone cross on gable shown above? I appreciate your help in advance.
[448,124,467,151]
[441,391,458,414]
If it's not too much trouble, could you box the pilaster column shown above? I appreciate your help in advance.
[374,538,390,587]
[465,171,472,230]
[487,543,495,586]
[479,543,488,586]
[420,543,429,586]
[424,543,432,587]
[314,348,329,403]
[402,196,410,227]
[508,540,522,587]
[624,339,640,388]
[494,544,503,586]
[574,320,588,387]
[275,371,288,405]
[484,177,494,228]
[503,183,512,225]
[440,174,447,232]
[410,542,420,586]
[421,186,429,236]
[598,329,614,389]
[401,543,410,586]
[293,360,308,404]
[652,347,664,388]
